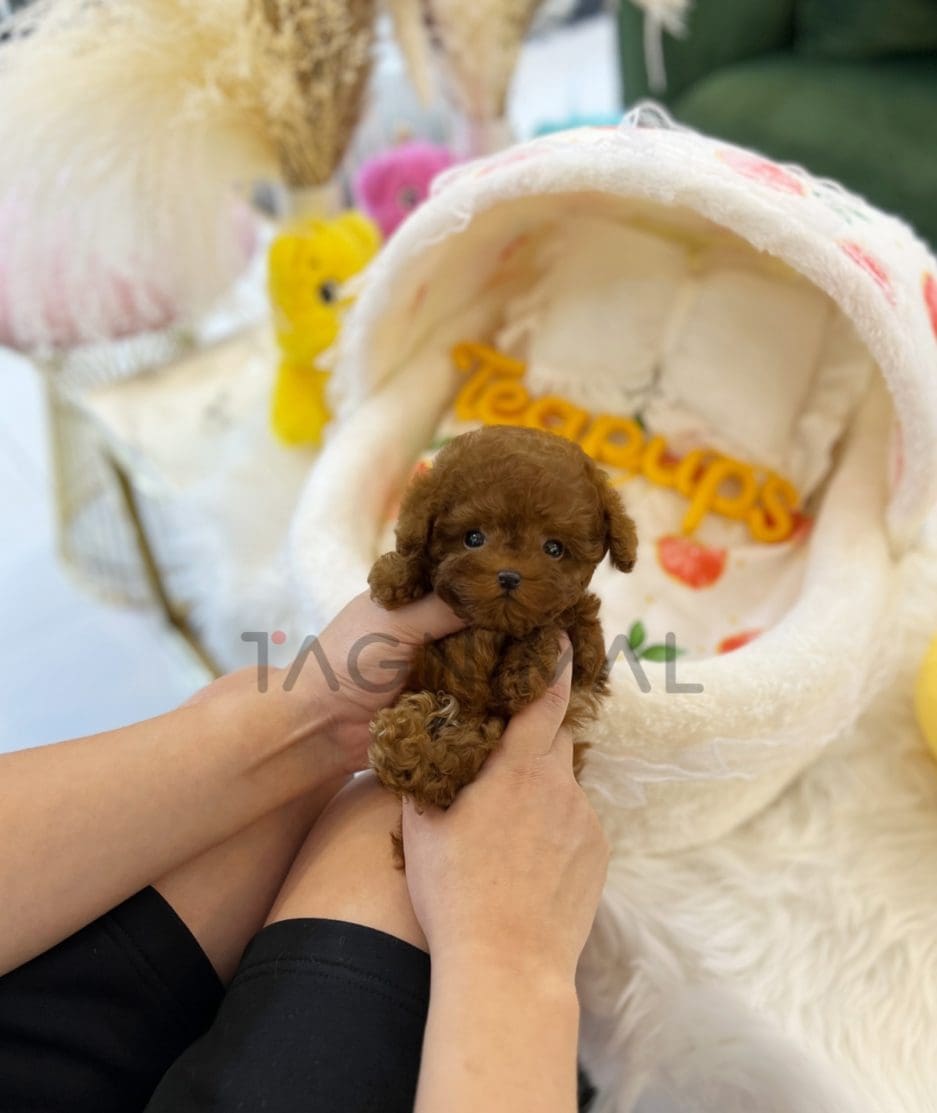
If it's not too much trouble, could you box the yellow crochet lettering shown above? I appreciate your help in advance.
[450,342,801,544]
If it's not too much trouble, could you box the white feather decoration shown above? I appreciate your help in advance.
[0,0,280,350]
[0,0,376,352]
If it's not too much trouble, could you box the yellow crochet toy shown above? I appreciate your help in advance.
[916,634,937,762]
[268,211,381,446]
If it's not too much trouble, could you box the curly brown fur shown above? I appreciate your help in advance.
[367,425,637,852]
[371,690,505,866]
[370,691,505,807]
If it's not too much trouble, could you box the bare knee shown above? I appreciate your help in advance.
[267,774,427,953]
[154,779,342,982]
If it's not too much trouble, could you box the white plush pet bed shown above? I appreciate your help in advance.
[291,110,937,1110]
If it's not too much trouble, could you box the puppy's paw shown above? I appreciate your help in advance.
[369,691,461,808]
[494,665,550,714]
[369,693,503,811]
[367,552,427,609]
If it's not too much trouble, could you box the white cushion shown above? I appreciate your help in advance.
[497,219,689,412]
[649,263,832,478]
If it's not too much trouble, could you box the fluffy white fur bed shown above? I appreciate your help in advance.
[579,546,937,1113]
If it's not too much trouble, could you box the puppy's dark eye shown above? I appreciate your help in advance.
[543,539,564,559]
[464,529,486,549]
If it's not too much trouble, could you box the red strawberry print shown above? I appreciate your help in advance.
[789,510,814,544]
[657,535,727,589]
[498,233,529,265]
[717,629,762,654]
[717,148,806,195]
[840,241,895,305]
[923,272,937,339]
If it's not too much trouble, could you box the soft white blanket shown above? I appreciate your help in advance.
[580,547,937,1113]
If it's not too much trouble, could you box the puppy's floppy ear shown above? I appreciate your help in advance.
[597,471,637,573]
[368,466,439,608]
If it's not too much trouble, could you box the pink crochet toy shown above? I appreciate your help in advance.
[353,140,456,238]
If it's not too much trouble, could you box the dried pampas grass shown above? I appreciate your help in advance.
[387,0,543,126]
[0,0,376,350]
[384,0,434,104]
[254,0,377,187]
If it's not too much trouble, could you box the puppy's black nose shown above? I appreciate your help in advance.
[497,570,522,592]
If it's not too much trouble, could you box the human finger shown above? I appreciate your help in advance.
[385,592,466,645]
[400,794,445,841]
[548,725,575,769]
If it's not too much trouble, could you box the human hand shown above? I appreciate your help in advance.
[282,591,464,776]
[401,638,610,986]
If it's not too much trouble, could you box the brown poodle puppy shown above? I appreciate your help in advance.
[368,425,637,829]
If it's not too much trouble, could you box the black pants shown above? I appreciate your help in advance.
[0,887,595,1111]
[0,888,429,1113]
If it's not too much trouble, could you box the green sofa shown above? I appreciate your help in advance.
[617,0,937,247]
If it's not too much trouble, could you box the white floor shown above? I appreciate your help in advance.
[0,13,622,755]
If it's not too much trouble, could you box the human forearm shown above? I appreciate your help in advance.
[0,671,340,973]
[415,950,581,1113]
